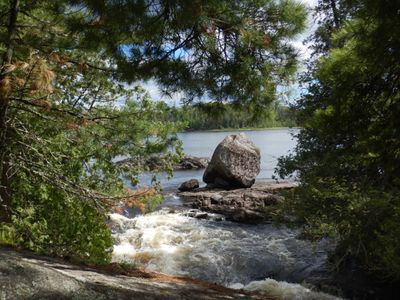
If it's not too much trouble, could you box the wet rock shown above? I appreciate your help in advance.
[231,209,266,223]
[179,181,296,224]
[178,179,200,191]
[203,133,260,188]
[195,212,208,219]
[186,210,197,218]
[183,210,225,222]
[211,194,223,204]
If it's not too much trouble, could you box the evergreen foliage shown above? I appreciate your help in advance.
[72,0,307,106]
[277,0,400,279]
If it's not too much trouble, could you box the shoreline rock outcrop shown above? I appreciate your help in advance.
[179,181,296,223]
[174,156,210,170]
[203,133,261,189]
[117,155,209,171]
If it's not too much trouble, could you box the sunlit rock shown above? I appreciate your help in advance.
[203,133,261,188]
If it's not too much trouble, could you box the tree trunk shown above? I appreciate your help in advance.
[0,0,19,223]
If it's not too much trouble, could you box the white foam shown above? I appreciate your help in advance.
[113,243,136,259]
[231,278,342,300]
[109,213,136,232]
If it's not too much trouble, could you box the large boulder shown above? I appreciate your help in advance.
[203,133,261,188]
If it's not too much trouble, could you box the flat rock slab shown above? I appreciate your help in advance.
[0,246,275,300]
[178,181,297,223]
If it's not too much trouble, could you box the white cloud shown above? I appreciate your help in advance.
[140,80,183,106]
[299,0,318,8]
[292,0,319,59]
[140,80,162,100]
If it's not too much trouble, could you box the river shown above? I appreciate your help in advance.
[111,129,342,299]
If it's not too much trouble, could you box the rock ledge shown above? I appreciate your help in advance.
[0,245,273,300]
[179,181,296,223]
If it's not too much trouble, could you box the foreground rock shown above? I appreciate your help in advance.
[179,181,296,223]
[203,133,261,188]
[178,179,200,191]
[0,245,272,300]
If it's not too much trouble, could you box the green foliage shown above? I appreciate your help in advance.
[0,1,182,263]
[277,0,400,279]
[277,181,400,279]
[2,182,113,265]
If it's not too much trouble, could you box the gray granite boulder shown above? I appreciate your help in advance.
[203,133,260,188]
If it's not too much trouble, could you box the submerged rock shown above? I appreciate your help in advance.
[203,133,260,188]
[178,179,200,191]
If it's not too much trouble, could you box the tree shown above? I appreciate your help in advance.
[277,0,400,279]
[165,101,297,130]
[0,0,307,262]
[72,0,306,105]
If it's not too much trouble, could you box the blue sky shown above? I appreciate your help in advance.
[140,0,318,106]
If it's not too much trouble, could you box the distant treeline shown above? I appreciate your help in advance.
[161,102,297,131]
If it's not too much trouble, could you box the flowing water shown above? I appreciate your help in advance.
[111,210,340,298]
[112,129,342,299]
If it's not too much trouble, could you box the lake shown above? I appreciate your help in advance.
[140,128,299,190]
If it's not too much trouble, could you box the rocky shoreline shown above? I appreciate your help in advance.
[0,245,273,300]
[172,133,297,223]
[117,155,209,171]
[178,181,296,223]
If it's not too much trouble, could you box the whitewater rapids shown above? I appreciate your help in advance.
[110,208,341,300]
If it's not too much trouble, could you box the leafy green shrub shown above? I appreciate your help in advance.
[2,176,113,265]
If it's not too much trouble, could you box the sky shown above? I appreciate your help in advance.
[140,0,319,105]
